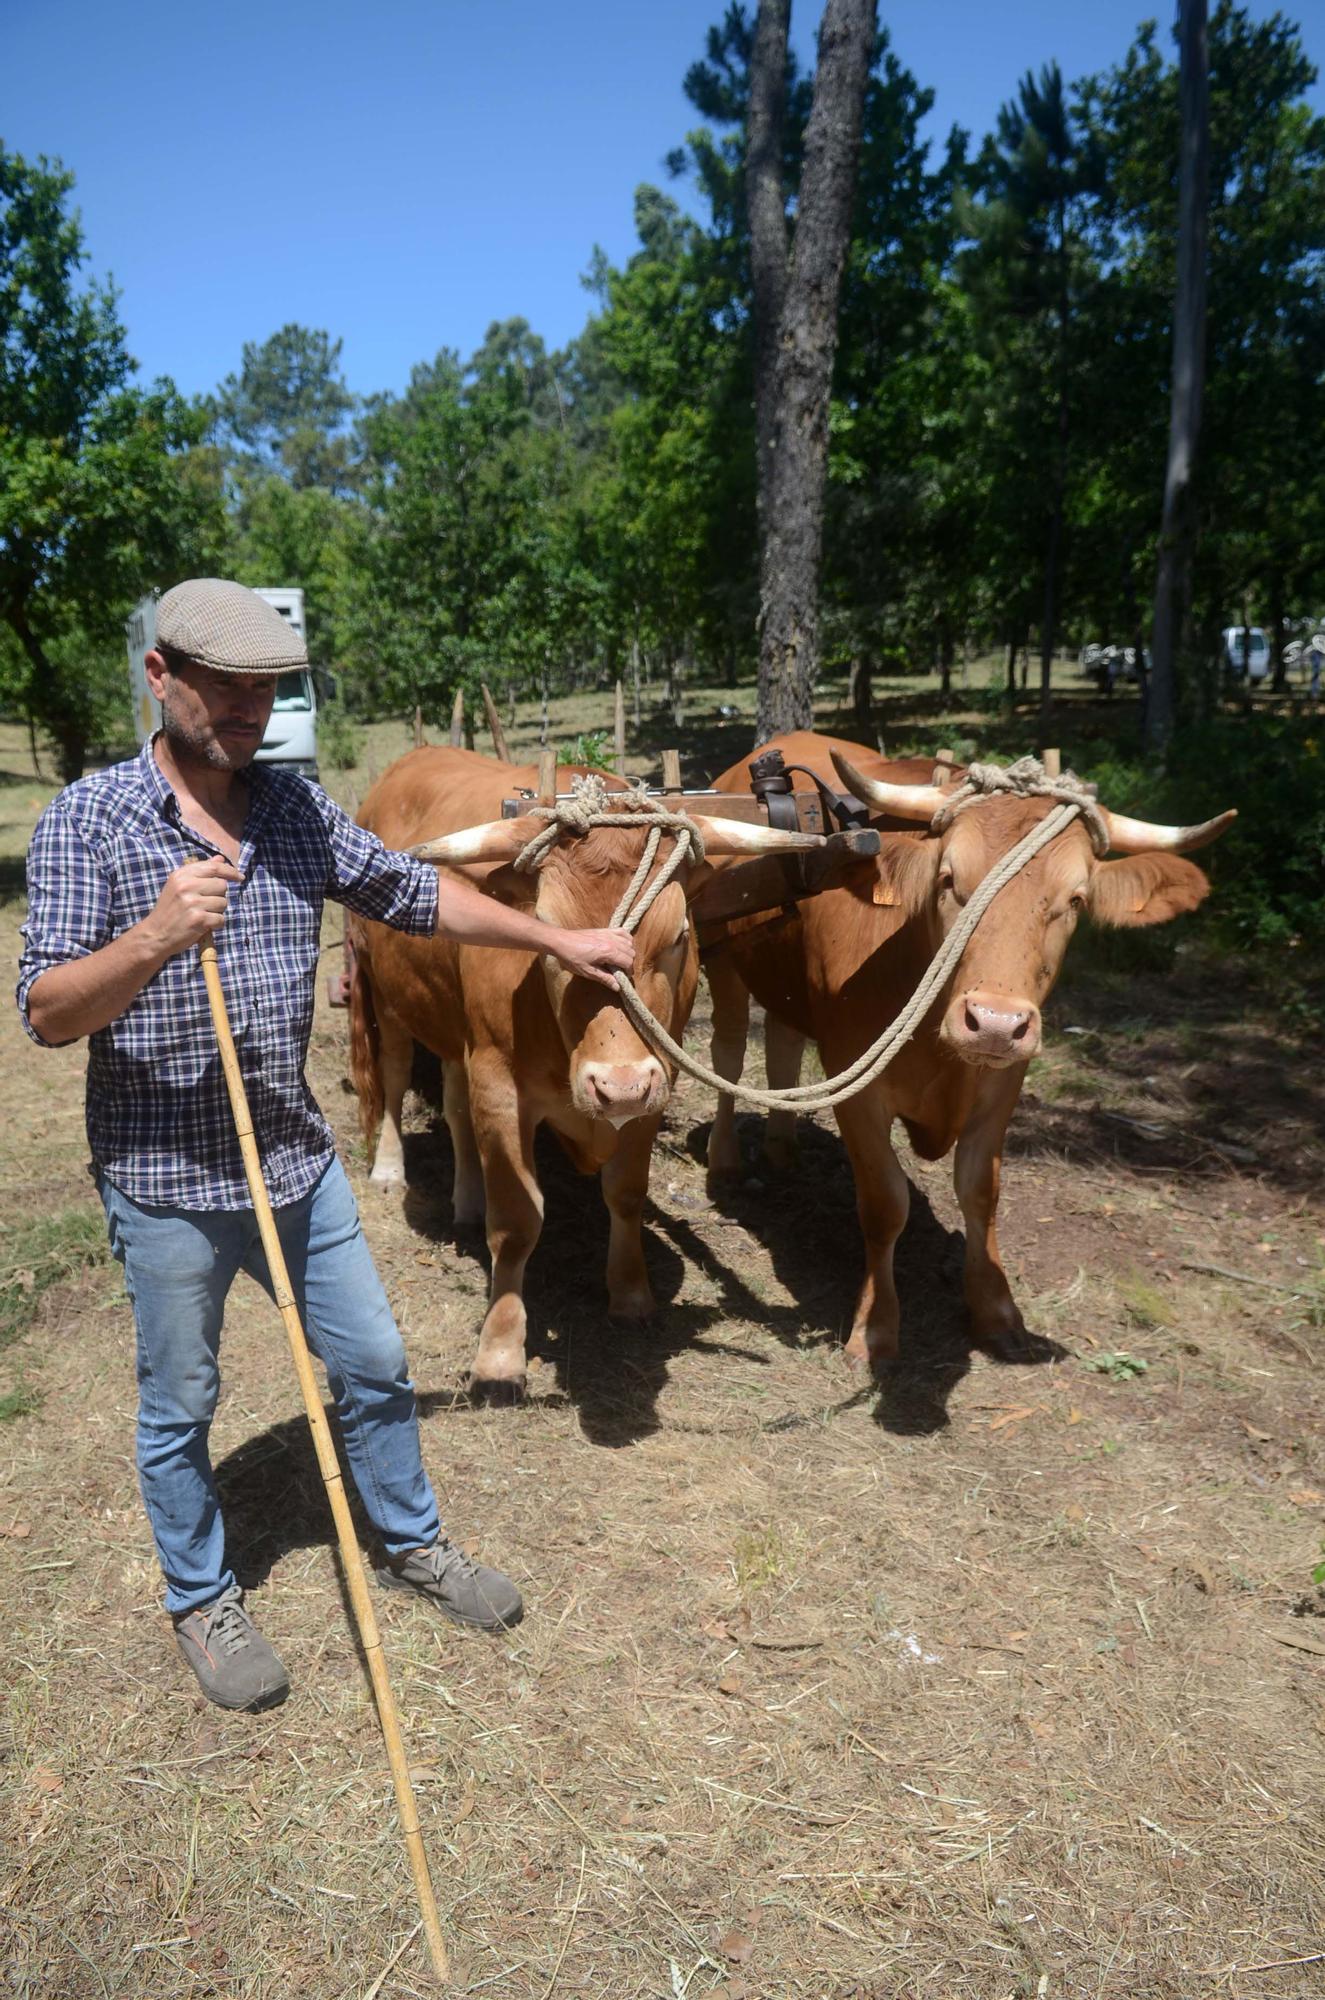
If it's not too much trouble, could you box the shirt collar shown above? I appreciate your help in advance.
[139,730,272,834]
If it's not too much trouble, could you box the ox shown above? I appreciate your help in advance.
[348,746,820,1394]
[705,732,1235,1372]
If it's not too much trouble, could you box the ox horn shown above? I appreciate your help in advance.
[697,816,824,856]
[829,750,945,823]
[1102,806,1237,855]
[410,818,532,865]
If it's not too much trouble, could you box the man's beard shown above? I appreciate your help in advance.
[160,691,255,771]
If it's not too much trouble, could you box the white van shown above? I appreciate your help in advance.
[1221,626,1271,681]
[127,587,320,776]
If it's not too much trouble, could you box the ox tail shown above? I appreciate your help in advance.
[346,920,384,1145]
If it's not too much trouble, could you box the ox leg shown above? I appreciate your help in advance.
[834,1082,909,1372]
[602,1116,659,1320]
[369,1007,414,1186]
[763,1012,806,1171]
[442,1059,485,1233]
[467,1056,542,1396]
[706,952,750,1186]
[953,1069,1029,1355]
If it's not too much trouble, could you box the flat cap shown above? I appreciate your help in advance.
[156,578,308,674]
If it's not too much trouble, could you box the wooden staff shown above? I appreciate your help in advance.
[199,942,450,1987]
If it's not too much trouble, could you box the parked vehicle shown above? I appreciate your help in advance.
[1221,626,1271,681]
[127,587,321,776]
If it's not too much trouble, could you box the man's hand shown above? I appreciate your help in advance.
[545,926,636,989]
[144,858,244,959]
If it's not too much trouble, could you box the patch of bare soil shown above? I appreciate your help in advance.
[3,772,1324,1997]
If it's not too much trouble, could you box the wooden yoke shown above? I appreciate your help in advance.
[690,827,880,952]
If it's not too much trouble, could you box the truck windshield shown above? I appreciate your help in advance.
[272,670,313,711]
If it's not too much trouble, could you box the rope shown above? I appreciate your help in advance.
[516,766,1089,1113]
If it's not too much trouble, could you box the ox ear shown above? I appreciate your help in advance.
[1088,854,1211,928]
[474,860,539,909]
[849,831,940,922]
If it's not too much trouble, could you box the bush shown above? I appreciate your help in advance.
[317,707,364,771]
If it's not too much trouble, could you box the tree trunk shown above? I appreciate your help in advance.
[849,654,872,737]
[8,607,85,782]
[748,0,877,742]
[1147,0,1209,756]
[1270,581,1287,694]
[1006,627,1020,695]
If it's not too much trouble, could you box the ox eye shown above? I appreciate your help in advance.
[1068,888,1087,913]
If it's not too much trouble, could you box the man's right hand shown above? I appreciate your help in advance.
[145,858,244,958]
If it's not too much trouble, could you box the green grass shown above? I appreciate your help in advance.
[0,1204,108,1349]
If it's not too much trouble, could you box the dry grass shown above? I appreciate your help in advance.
[2,717,1324,1999]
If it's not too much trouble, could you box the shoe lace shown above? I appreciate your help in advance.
[423,1538,479,1581]
[206,1594,254,1656]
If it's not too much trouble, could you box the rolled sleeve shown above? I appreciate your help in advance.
[315,792,439,936]
[17,802,113,1046]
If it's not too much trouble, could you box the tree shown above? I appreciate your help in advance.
[213,324,358,492]
[746,0,877,739]
[0,147,222,777]
[1148,0,1210,753]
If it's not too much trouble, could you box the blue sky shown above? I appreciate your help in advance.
[7,0,1322,403]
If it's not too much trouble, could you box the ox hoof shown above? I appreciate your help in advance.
[972,1317,1057,1364]
[608,1289,656,1322]
[844,1329,898,1377]
[468,1371,527,1406]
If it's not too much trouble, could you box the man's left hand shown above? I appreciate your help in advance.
[547,927,635,988]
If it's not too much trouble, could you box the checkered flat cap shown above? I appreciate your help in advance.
[156,578,308,673]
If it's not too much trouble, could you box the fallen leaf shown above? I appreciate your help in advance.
[716,1676,750,1702]
[1028,1719,1056,1740]
[1242,1420,1275,1442]
[1,1521,32,1539]
[989,1404,1044,1433]
[1288,1489,1324,1507]
[1067,1407,1083,1425]
[29,1767,62,1794]
[1065,1503,1086,1523]
[454,1781,476,1825]
[718,1930,755,1965]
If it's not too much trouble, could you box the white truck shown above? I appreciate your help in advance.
[126,586,321,777]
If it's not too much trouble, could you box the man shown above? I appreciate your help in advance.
[18,578,634,1713]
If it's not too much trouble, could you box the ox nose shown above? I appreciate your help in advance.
[579,1060,668,1125]
[947,992,1041,1065]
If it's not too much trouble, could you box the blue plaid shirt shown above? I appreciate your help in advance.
[18,739,439,1210]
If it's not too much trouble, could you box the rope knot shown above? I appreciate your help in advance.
[509,773,705,929]
[930,755,1109,856]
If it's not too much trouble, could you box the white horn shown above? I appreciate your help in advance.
[410,817,533,865]
[700,816,825,856]
[1102,806,1237,855]
[830,750,945,822]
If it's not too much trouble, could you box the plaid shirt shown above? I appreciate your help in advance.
[18,739,439,1210]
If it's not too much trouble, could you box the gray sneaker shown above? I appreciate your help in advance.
[377,1538,524,1631]
[173,1587,290,1711]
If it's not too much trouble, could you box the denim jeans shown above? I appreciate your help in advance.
[99,1156,440,1615]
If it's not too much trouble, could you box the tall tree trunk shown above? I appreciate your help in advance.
[8,606,86,782]
[1039,199,1071,733]
[1147,0,1209,756]
[849,654,872,737]
[748,0,877,743]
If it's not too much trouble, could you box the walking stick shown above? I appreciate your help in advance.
[199,941,450,1986]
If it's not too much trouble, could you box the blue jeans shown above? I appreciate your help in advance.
[99,1157,440,1615]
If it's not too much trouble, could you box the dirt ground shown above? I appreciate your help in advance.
[1,711,1323,2000]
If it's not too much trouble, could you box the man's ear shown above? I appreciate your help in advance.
[1088,854,1211,927]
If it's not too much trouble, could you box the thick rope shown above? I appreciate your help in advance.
[517,767,1087,1113]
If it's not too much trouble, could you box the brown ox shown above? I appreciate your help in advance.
[705,732,1235,1371]
[348,746,819,1393]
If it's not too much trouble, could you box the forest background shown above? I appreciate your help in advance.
[2,0,1323,960]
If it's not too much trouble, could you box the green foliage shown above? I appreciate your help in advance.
[1312,1541,1325,1589]
[0,146,224,776]
[316,705,364,772]
[1,1205,107,1349]
[0,1384,41,1424]
[213,324,358,492]
[1083,1351,1149,1381]
[560,730,614,771]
